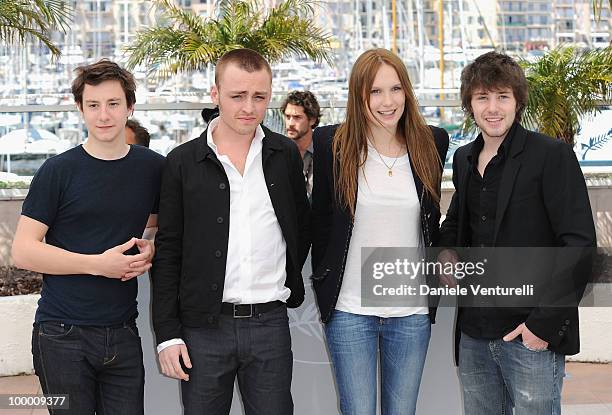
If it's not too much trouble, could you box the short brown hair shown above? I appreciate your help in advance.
[72,59,136,109]
[460,51,528,121]
[126,119,150,148]
[214,49,272,87]
[281,91,322,128]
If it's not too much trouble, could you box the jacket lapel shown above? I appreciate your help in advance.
[261,128,295,253]
[456,145,471,245]
[493,124,527,243]
[195,128,213,162]
[408,155,424,198]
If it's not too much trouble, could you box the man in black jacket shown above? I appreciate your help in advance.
[439,52,595,415]
[151,49,310,415]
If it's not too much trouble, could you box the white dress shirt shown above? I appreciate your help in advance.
[157,117,290,353]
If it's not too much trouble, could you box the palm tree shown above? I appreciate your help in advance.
[593,0,612,22]
[520,46,612,146]
[0,0,72,57]
[125,0,333,77]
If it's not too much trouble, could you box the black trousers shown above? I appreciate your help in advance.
[181,304,294,415]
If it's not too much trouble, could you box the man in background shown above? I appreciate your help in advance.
[281,90,321,199]
[126,118,151,147]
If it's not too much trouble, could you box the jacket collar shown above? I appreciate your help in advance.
[462,121,526,166]
[195,122,282,163]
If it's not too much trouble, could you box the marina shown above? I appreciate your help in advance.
[0,0,611,178]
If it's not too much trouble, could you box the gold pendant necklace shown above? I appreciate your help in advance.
[370,141,402,177]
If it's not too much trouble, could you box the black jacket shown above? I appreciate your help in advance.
[311,124,449,324]
[440,123,596,357]
[151,126,310,345]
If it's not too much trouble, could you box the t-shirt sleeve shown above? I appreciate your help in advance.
[21,159,62,227]
[151,191,160,215]
[150,155,165,215]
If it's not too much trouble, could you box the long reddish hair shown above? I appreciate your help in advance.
[332,48,442,216]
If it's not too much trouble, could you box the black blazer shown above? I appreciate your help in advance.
[439,122,596,357]
[151,126,310,345]
[311,124,449,324]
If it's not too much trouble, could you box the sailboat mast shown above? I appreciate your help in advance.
[392,0,397,53]
[439,0,445,121]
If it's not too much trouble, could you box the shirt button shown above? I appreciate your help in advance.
[482,187,486,192]
[219,183,226,190]
[565,319,571,325]
[558,330,564,336]
[210,283,218,291]
[481,215,487,221]
[207,316,215,324]
[216,217,224,224]
[214,250,222,258]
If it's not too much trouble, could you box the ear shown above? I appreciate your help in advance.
[309,117,316,129]
[211,85,219,106]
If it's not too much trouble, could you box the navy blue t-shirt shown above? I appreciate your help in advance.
[21,145,165,326]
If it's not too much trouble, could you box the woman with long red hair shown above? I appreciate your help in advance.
[311,48,449,414]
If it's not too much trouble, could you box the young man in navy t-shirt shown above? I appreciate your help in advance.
[11,60,164,414]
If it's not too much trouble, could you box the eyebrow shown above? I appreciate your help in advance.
[84,97,123,103]
[228,90,269,95]
[371,83,402,88]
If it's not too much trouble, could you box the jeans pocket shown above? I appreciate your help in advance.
[38,322,74,338]
[255,305,290,331]
[124,322,140,338]
[516,338,547,353]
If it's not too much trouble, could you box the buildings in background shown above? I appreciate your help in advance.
[0,0,610,102]
[39,0,612,65]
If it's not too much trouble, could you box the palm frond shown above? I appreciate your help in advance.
[126,0,333,79]
[580,127,612,160]
[521,46,612,145]
[0,0,73,57]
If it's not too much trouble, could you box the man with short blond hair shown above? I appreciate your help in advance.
[152,48,310,415]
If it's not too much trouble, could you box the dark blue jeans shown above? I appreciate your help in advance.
[324,311,431,415]
[181,304,293,415]
[32,321,144,415]
[459,332,565,415]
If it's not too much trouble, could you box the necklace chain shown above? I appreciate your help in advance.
[369,141,403,177]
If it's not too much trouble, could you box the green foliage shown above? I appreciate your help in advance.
[520,46,612,145]
[0,181,30,189]
[125,0,333,78]
[592,0,612,21]
[0,0,72,57]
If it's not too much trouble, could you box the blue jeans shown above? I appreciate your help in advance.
[32,320,144,415]
[459,332,565,415]
[181,304,293,415]
[324,310,431,415]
